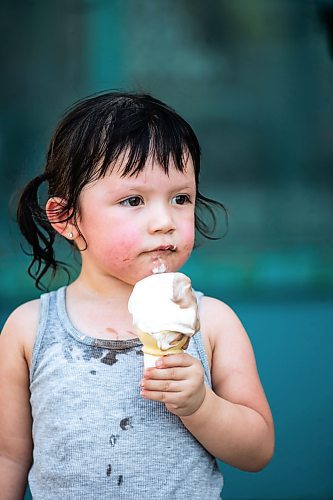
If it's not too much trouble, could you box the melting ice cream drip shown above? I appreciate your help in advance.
[152,257,167,274]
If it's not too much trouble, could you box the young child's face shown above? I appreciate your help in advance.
[76,155,196,286]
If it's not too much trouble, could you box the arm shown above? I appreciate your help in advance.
[141,297,274,472]
[0,302,38,499]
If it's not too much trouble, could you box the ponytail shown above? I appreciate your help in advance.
[17,174,58,290]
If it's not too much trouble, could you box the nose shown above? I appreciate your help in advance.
[147,203,175,234]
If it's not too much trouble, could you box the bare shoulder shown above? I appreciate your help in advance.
[2,299,40,337]
[199,295,239,323]
[1,299,40,365]
[199,296,248,348]
[199,295,256,373]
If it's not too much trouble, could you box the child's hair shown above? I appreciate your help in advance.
[17,91,226,289]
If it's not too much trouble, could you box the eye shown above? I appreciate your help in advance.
[171,194,192,205]
[120,196,143,207]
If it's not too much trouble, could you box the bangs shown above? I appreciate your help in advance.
[62,93,201,186]
[115,121,194,179]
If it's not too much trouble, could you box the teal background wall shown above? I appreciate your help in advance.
[0,1,332,498]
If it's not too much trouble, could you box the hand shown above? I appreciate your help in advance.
[140,353,206,417]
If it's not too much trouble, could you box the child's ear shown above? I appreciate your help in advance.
[45,197,78,241]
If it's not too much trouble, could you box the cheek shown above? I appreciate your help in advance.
[180,219,195,248]
[106,222,143,261]
[176,220,195,266]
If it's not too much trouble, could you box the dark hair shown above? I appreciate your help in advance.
[17,91,227,289]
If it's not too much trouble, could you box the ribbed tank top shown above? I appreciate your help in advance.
[28,286,223,499]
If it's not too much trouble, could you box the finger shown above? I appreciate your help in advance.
[155,353,193,369]
[140,388,181,404]
[141,378,182,393]
[143,367,185,381]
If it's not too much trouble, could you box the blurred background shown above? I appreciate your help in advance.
[1,0,333,498]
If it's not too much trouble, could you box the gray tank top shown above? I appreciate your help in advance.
[28,286,223,499]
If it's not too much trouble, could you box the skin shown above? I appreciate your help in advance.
[0,155,274,498]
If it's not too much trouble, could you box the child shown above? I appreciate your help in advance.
[0,92,274,499]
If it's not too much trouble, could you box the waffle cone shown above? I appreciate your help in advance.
[137,330,189,356]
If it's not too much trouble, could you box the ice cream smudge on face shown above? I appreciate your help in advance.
[151,257,167,274]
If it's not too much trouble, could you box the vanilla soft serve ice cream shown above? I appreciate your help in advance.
[128,272,200,368]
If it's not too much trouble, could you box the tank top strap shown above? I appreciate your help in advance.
[190,291,212,387]
[29,289,57,383]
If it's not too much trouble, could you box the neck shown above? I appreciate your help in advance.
[69,269,133,301]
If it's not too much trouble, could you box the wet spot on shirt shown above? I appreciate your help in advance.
[56,444,69,462]
[118,475,123,486]
[107,464,112,476]
[100,345,139,366]
[90,370,97,375]
[120,417,133,430]
[109,434,119,447]
[91,347,105,359]
[63,341,140,368]
[63,343,105,363]
[62,345,75,362]
[101,351,118,366]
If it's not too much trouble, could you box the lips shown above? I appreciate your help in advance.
[150,245,176,252]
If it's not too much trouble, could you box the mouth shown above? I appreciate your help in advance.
[149,245,177,252]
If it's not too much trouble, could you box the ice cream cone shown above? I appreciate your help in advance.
[128,272,200,370]
[136,329,190,368]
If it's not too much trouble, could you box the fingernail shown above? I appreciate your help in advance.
[155,360,162,368]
